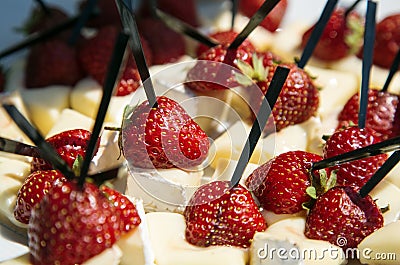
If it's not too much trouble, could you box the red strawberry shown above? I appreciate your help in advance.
[100,185,141,233]
[25,39,83,88]
[79,0,122,28]
[323,126,387,190]
[186,43,256,92]
[122,96,210,169]
[301,8,364,61]
[337,89,400,140]
[137,17,185,65]
[195,30,256,57]
[241,59,319,132]
[239,0,288,32]
[78,26,152,96]
[245,151,323,214]
[20,5,70,40]
[31,129,98,172]
[28,181,131,265]
[14,170,65,224]
[305,186,383,249]
[184,180,266,248]
[359,14,400,69]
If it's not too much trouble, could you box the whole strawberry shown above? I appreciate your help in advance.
[323,126,387,190]
[25,39,83,88]
[337,89,400,140]
[245,151,323,214]
[100,185,141,233]
[196,30,255,57]
[301,8,364,61]
[31,129,98,172]
[122,96,209,169]
[28,181,129,265]
[186,42,256,92]
[14,170,65,224]
[305,186,383,249]
[78,25,152,96]
[184,181,266,248]
[239,0,288,32]
[240,59,319,132]
[358,14,400,69]
[137,17,185,65]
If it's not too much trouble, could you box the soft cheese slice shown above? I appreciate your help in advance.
[384,161,400,189]
[0,156,31,228]
[146,212,248,265]
[20,86,70,136]
[125,167,203,213]
[358,221,400,265]
[211,158,259,186]
[116,199,155,265]
[45,108,94,138]
[250,217,346,265]
[71,78,147,126]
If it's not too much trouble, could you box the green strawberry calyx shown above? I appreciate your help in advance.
[235,53,269,85]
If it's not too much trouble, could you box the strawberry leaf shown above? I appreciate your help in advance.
[234,72,254,86]
[73,154,84,177]
[306,186,317,199]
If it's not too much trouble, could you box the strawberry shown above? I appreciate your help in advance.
[305,186,384,249]
[245,151,323,214]
[78,0,122,28]
[25,39,83,88]
[239,0,288,32]
[186,43,256,92]
[358,14,400,69]
[184,180,266,248]
[31,129,98,172]
[14,170,66,224]
[100,185,141,233]
[28,180,133,265]
[323,126,387,190]
[137,17,185,65]
[238,58,319,132]
[195,30,256,57]
[78,25,153,96]
[19,5,70,40]
[122,96,210,169]
[337,89,400,140]
[301,8,364,61]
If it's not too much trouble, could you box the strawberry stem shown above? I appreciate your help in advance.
[382,49,400,92]
[359,151,400,197]
[230,66,289,187]
[297,0,338,69]
[358,0,377,129]
[228,0,281,50]
[78,32,129,187]
[2,104,75,180]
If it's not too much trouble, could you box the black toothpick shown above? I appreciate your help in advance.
[68,0,98,45]
[344,0,362,18]
[2,104,75,180]
[297,0,338,69]
[116,0,158,108]
[230,66,290,187]
[358,0,376,129]
[359,151,400,198]
[231,0,239,30]
[228,0,281,50]
[78,32,129,186]
[382,49,400,92]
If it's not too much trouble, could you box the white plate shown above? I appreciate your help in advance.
[0,0,399,263]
